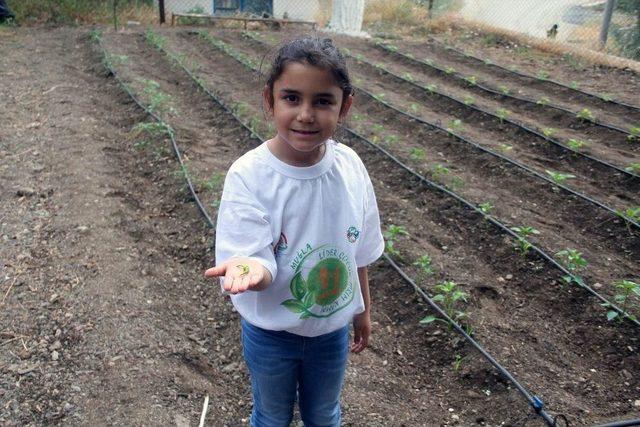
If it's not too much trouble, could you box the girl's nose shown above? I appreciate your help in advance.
[297,105,315,123]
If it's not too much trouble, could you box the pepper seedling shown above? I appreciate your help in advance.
[546,170,576,184]
[603,280,639,322]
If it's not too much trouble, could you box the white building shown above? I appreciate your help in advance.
[162,0,320,21]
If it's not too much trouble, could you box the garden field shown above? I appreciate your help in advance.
[0,25,639,426]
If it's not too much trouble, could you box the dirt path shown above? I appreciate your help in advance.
[0,27,247,426]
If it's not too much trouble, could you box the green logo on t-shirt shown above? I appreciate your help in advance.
[281,244,354,318]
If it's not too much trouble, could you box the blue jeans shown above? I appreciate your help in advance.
[241,319,349,427]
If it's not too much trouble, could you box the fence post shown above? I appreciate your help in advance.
[113,0,118,30]
[159,0,166,24]
[599,0,617,48]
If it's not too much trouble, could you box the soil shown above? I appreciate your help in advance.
[1,25,639,427]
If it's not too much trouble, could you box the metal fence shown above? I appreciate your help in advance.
[450,0,639,61]
[157,0,640,62]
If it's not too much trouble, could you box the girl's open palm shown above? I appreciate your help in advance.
[204,258,270,294]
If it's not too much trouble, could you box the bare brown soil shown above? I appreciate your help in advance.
[1,25,639,427]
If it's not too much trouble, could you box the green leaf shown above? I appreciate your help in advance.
[432,294,445,302]
[607,310,619,321]
[420,315,437,324]
[290,272,306,300]
[302,291,315,309]
[282,299,305,313]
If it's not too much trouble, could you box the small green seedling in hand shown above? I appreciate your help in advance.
[542,127,556,138]
[604,280,639,322]
[496,108,510,123]
[576,108,595,122]
[628,126,640,143]
[384,224,409,259]
[420,281,469,330]
[546,170,576,184]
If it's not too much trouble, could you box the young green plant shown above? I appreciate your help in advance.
[604,280,639,322]
[420,281,470,332]
[384,224,409,259]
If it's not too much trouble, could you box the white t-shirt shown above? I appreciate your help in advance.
[215,140,384,337]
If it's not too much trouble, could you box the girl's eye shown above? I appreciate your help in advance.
[283,94,298,103]
[315,98,333,106]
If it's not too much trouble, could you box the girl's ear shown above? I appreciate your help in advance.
[262,85,274,116]
[338,94,354,122]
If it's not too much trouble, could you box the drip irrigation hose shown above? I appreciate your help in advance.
[145,32,566,426]
[351,48,639,181]
[94,34,214,228]
[341,125,640,329]
[241,32,640,226]
[351,82,640,230]
[383,254,558,426]
[193,31,640,328]
[428,37,640,113]
[375,43,634,137]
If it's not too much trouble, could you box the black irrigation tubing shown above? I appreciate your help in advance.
[430,37,640,113]
[384,254,560,426]
[348,48,639,181]
[374,42,634,137]
[93,33,214,229]
[148,32,565,426]
[240,32,640,228]
[350,76,640,231]
[184,32,640,327]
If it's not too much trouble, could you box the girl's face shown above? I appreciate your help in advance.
[265,62,352,165]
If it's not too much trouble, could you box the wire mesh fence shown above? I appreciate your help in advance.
[157,0,639,62]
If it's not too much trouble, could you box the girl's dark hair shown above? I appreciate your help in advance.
[264,37,353,113]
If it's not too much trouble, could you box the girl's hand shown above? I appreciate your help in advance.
[204,258,271,294]
[351,311,371,354]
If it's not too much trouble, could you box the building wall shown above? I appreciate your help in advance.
[274,0,319,20]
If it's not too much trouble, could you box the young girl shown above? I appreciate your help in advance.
[205,37,384,427]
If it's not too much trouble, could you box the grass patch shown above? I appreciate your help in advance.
[8,0,156,26]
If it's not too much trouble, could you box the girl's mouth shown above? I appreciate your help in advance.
[291,129,319,135]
